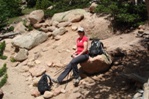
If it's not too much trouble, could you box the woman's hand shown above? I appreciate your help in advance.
[71,53,77,58]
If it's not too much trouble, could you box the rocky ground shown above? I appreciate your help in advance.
[0,8,148,99]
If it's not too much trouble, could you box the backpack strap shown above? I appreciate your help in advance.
[45,74,52,85]
[100,42,110,61]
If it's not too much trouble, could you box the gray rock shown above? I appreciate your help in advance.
[52,9,88,22]
[133,92,142,99]
[52,27,68,37]
[29,65,46,77]
[43,91,53,98]
[14,48,28,61]
[12,30,48,50]
[28,10,44,25]
[14,22,27,34]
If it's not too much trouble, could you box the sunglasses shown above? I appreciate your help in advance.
[77,31,84,33]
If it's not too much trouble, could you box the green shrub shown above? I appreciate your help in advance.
[7,26,14,32]
[0,63,7,77]
[0,41,6,56]
[0,56,7,60]
[26,0,37,8]
[0,0,22,18]
[36,0,52,9]
[23,20,33,31]
[0,63,7,88]
[0,0,22,31]
[95,0,147,31]
[10,56,16,62]
[45,0,90,17]
[0,74,8,88]
[0,41,7,60]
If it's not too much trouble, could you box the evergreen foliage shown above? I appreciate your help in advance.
[0,41,7,60]
[0,0,22,18]
[0,74,7,88]
[95,0,148,30]
[44,0,90,17]
[0,41,6,56]
[0,63,7,77]
[26,0,37,8]
[36,0,52,9]
[10,56,16,62]
[0,0,22,31]
[0,63,7,88]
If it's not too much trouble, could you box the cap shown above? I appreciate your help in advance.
[77,27,84,32]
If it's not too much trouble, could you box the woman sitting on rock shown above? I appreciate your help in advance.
[52,27,89,86]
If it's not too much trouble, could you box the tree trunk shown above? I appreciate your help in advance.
[145,0,149,25]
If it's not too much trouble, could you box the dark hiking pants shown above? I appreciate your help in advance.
[57,54,89,82]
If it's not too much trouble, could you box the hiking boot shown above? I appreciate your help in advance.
[73,76,81,86]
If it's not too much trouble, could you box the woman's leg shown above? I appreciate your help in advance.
[57,63,72,82]
[71,54,89,79]
[57,54,89,82]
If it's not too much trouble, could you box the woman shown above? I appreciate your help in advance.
[53,27,89,86]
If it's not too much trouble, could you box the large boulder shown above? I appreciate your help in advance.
[80,53,112,74]
[12,30,48,50]
[51,9,88,22]
[28,10,44,25]
[80,14,112,39]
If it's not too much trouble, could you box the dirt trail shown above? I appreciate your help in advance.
[2,64,34,99]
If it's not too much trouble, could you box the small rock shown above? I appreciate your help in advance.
[27,61,35,67]
[72,45,76,50]
[46,62,54,67]
[22,66,29,72]
[29,65,46,77]
[22,72,30,77]
[54,35,61,41]
[47,32,52,37]
[53,88,61,96]
[41,48,48,52]
[35,96,44,99]
[73,88,79,93]
[144,30,149,35]
[114,61,120,65]
[0,89,4,99]
[43,91,53,98]
[35,60,41,64]
[33,77,40,86]
[60,89,66,93]
[71,26,77,31]
[31,89,40,97]
[138,29,144,34]
[133,92,142,99]
[11,62,20,67]
[34,52,42,60]
[14,48,28,61]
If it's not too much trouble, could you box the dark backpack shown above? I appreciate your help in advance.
[89,38,104,57]
[37,74,52,95]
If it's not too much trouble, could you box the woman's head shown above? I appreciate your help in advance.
[77,27,85,36]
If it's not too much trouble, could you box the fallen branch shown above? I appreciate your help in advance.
[0,32,20,38]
